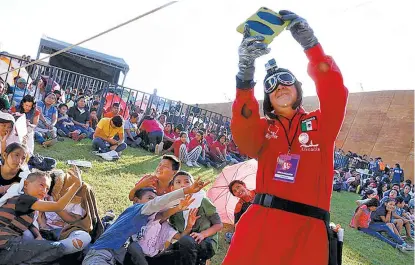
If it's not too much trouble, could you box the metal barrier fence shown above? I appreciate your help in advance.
[0,53,231,134]
[334,153,370,170]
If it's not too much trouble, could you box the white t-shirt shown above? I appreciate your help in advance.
[138,214,177,257]
[44,196,85,229]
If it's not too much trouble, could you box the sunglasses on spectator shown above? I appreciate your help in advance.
[264,72,296,94]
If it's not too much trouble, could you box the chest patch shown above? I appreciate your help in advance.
[301,116,318,132]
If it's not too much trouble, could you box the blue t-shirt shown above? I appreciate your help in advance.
[91,203,148,250]
[9,86,28,106]
[37,101,57,121]
[392,168,403,184]
[57,113,71,125]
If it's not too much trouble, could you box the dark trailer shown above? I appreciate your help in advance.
[37,36,129,85]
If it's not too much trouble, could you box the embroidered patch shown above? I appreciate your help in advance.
[301,116,318,132]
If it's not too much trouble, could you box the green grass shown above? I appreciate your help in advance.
[37,140,414,265]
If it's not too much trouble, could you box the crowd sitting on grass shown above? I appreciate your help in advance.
[0,77,246,167]
[0,76,414,264]
[333,148,414,251]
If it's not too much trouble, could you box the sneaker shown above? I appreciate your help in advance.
[186,161,193,167]
[155,144,160,155]
[43,138,58,147]
[78,133,87,141]
[57,137,65,142]
[192,161,201,167]
[70,131,79,141]
[148,143,155,153]
[57,129,67,137]
[102,210,116,223]
[397,243,414,251]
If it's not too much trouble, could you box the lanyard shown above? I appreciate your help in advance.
[275,113,304,154]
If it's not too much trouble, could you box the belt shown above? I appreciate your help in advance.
[253,193,329,222]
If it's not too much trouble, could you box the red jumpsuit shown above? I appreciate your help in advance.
[222,44,348,265]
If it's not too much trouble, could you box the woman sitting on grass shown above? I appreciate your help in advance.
[0,143,26,197]
[351,198,412,251]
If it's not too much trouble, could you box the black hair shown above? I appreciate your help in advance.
[362,189,375,199]
[197,130,204,136]
[76,96,85,102]
[383,198,395,205]
[395,163,400,168]
[93,100,100,106]
[90,108,97,113]
[134,188,156,199]
[392,183,400,188]
[130,112,139,119]
[263,68,303,115]
[216,134,226,142]
[228,180,246,196]
[0,98,8,111]
[112,102,120,107]
[404,184,411,190]
[165,123,173,133]
[18,95,36,113]
[395,196,404,204]
[162,155,181,171]
[58,103,68,109]
[0,118,14,125]
[111,115,123,127]
[365,198,379,208]
[4,143,26,158]
[175,124,184,132]
[179,132,187,138]
[405,179,412,185]
[171,171,194,185]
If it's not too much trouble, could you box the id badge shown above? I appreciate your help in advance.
[274,154,300,183]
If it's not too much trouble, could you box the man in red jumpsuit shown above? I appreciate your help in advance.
[222,10,348,265]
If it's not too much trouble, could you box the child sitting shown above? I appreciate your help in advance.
[89,108,99,131]
[56,103,85,141]
[156,171,223,265]
[162,132,202,168]
[124,113,142,148]
[0,168,82,264]
[82,178,209,265]
[124,188,201,265]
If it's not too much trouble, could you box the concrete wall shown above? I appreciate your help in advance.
[199,90,414,180]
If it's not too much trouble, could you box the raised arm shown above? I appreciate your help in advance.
[279,10,348,141]
[306,44,348,140]
[231,25,269,158]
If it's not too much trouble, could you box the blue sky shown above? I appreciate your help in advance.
[1,0,414,103]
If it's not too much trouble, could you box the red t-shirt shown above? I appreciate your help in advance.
[211,141,226,156]
[173,139,187,158]
[205,135,214,147]
[228,141,239,153]
[141,119,162,133]
[188,138,204,152]
[189,132,196,140]
[164,130,176,140]
[350,205,371,229]
[173,131,180,139]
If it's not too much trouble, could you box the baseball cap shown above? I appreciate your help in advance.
[17,78,27,84]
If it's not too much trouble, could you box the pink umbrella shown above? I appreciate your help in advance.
[206,159,257,225]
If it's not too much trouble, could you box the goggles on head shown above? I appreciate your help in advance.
[264,71,296,94]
